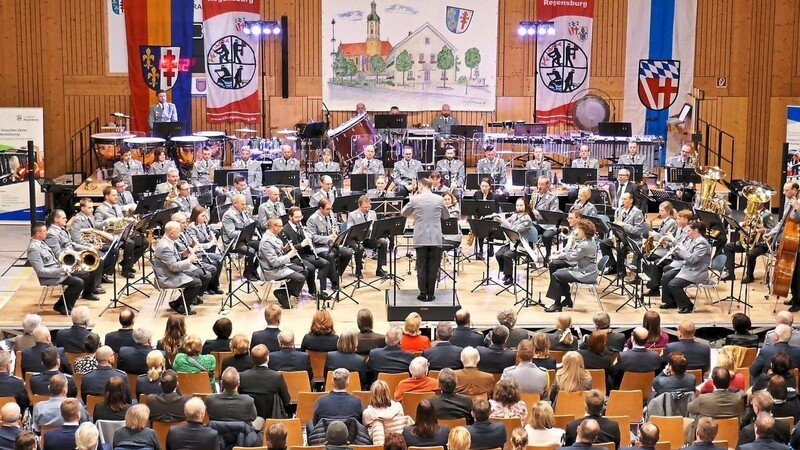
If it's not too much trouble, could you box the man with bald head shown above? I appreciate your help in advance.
[165,397,220,450]
[450,309,485,348]
[21,325,72,375]
[80,346,130,403]
[205,367,258,423]
[151,221,203,315]
[232,146,263,189]
[310,175,336,207]
[433,104,459,134]
[267,330,312,380]
[611,326,662,389]
[662,320,711,373]
[104,308,136,352]
[0,402,21,447]
[751,323,800,377]
[764,310,800,347]
[257,186,287,231]
[221,193,260,281]
[620,422,659,450]
[353,145,385,176]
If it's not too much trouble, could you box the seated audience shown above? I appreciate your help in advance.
[699,348,746,393]
[765,311,800,347]
[428,368,473,423]
[449,426,472,450]
[54,306,92,353]
[563,390,620,448]
[751,324,800,377]
[423,322,464,371]
[0,403,21,448]
[685,417,725,450]
[81,346,130,403]
[112,404,161,450]
[652,352,697,397]
[41,398,83,450]
[310,368,363,430]
[502,339,548,395]
[579,312,626,353]
[362,380,412,445]
[454,347,495,398]
[104,308,136,352]
[367,327,415,381]
[147,370,191,422]
[550,351,591,403]
[323,420,352,450]
[74,422,99,450]
[400,312,431,352]
[22,325,71,375]
[268,330,312,380]
[577,331,613,385]
[738,413,789,450]
[753,352,797,392]
[172,335,216,391]
[524,402,564,447]
[30,347,78,398]
[13,314,41,353]
[221,334,254,374]
[402,400,450,447]
[738,391,791,447]
[251,304,282,353]
[266,422,288,450]
[300,310,339,352]
[724,312,759,348]
[205,367,258,423]
[325,330,368,388]
[530,332,557,370]
[612,326,662,389]
[686,367,745,439]
[548,315,578,351]
[119,328,170,375]
[466,398,506,450]
[356,308,385,355]
[136,350,168,397]
[484,309,530,349]
[450,309,485,349]
[202,317,233,354]
[92,376,131,422]
[0,350,27,413]
[73,333,100,375]
[624,422,660,450]
[661,320,711,374]
[767,376,800,423]
[625,310,669,349]
[12,432,37,450]
[157,315,187,359]
[394,357,438,401]
[164,397,220,450]
[238,344,291,420]
[477,325,516,374]
[489,378,526,423]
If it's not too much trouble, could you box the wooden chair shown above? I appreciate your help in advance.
[0,397,15,412]
[593,444,614,450]
[606,390,643,423]
[324,370,361,392]
[489,416,523,449]
[553,391,587,419]
[85,394,104,420]
[776,416,795,429]
[714,417,739,450]
[735,367,750,391]
[32,394,48,405]
[429,370,440,380]
[402,391,436,421]
[23,372,34,404]
[526,445,558,450]
[234,447,266,450]
[307,351,327,382]
[281,371,312,404]
[553,414,574,430]
[351,446,383,450]
[265,418,304,448]
[438,417,467,429]
[212,351,234,379]
[153,420,186,450]
[520,392,541,419]
[38,424,59,449]
[73,372,83,394]
[603,416,630,449]
[65,352,88,369]
[13,351,21,378]
[648,416,684,450]
[587,369,606,394]
[618,371,654,403]
[353,390,371,408]
[176,372,213,395]
[549,351,566,364]
[377,372,409,396]
[127,373,138,399]
[654,442,670,450]
[685,369,703,387]
[290,447,323,450]
[546,370,556,390]
[740,346,757,368]
[711,440,728,449]
[296,391,326,427]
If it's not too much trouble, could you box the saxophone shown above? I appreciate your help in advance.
[739,186,772,250]
[641,218,658,254]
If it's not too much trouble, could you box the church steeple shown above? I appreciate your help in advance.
[367,0,380,41]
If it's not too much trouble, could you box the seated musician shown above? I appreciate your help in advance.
[476,145,508,192]
[306,199,353,291]
[231,147,263,190]
[544,218,598,312]
[442,192,463,248]
[572,186,598,217]
[191,147,219,186]
[346,195,388,279]
[221,194,259,281]
[112,178,137,215]
[225,175,254,207]
[525,146,552,175]
[643,204,685,297]
[314,149,340,173]
[70,198,115,282]
[171,212,221,297]
[665,144,697,198]
[659,221,712,313]
[113,148,144,189]
[547,208,581,277]
[530,176,560,262]
[571,145,599,169]
[151,221,203,315]
[148,148,176,175]
[44,210,104,300]
[618,141,649,174]
[28,222,96,315]
[433,104,459,135]
[310,175,336,208]
[607,168,637,210]
[367,175,394,198]
[282,206,331,300]
[94,186,145,279]
[353,145,385,176]
[494,198,533,286]
[721,201,775,284]
[473,177,499,259]
[599,192,644,279]
[391,146,423,197]
[155,167,180,194]
[257,186,287,231]
[259,217,307,309]
[272,145,301,172]
[435,146,465,197]
[170,180,199,216]
[429,171,449,194]
[187,205,222,257]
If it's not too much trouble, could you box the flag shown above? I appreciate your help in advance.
[535,0,595,125]
[124,0,194,134]
[202,0,261,123]
[623,0,697,137]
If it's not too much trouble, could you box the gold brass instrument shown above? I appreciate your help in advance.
[58,247,100,273]
[656,235,685,265]
[282,186,296,205]
[641,218,658,254]
[164,185,179,208]
[696,165,727,215]
[85,178,97,190]
[466,232,475,246]
[105,217,135,234]
[739,185,773,250]
[243,204,255,220]
[81,228,114,244]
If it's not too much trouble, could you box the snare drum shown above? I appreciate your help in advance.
[171,135,209,167]
[327,112,377,162]
[123,137,165,168]
[92,132,135,167]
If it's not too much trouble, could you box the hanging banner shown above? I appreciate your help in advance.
[124,0,194,134]
[623,0,697,137]
[535,0,595,125]
[0,108,45,222]
[785,106,800,183]
[202,0,260,123]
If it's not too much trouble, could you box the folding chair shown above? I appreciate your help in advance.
[570,255,609,311]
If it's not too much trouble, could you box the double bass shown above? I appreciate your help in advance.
[772,204,800,298]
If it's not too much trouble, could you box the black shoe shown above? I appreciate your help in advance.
[193,298,204,305]
[678,307,693,314]
[659,303,677,309]
[789,304,800,313]
[742,275,755,284]
[81,294,100,301]
[318,291,331,300]
[207,288,224,295]
[168,301,182,312]
[784,299,794,305]
[121,270,136,279]
[503,277,513,286]
[101,276,113,284]
[274,291,291,308]
[417,293,427,300]
[376,268,388,277]
[92,288,106,295]
[544,304,562,313]
[604,267,617,276]
[562,300,573,308]
[645,289,661,296]
[428,294,436,301]
[177,306,197,315]
[720,274,734,282]
[53,305,67,315]
[355,271,364,280]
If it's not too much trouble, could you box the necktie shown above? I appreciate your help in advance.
[366,161,371,171]
[622,209,628,221]
[617,184,623,206]
[682,160,686,168]
[327,191,331,200]
[126,162,130,171]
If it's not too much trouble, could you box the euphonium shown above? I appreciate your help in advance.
[164,185,179,208]
[282,186,296,205]
[59,249,81,273]
[739,185,772,249]
[77,248,101,272]
[696,165,727,214]
[243,204,255,220]
[105,217,135,234]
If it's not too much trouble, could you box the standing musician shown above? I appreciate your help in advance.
[112,178,137,214]
[433,104,459,135]
[572,186,598,217]
[191,147,220,186]
[148,89,178,130]
[473,177,498,259]
[113,148,144,189]
[544,218,598,312]
[391,146,423,198]
[353,145,385,176]
[607,168,638,210]
[45,210,104,300]
[282,206,331,300]
[571,145,599,169]
[401,178,449,302]
[618,141,649,174]
[367,175,394,198]
[346,195,389,279]
[494,198,533,286]
[71,198,115,282]
[221,194,259,281]
[436,146,466,197]
[257,186,287,231]
[476,145,508,190]
[665,144,697,197]
[151,221,202,315]
[225,175,254,207]
[306,198,353,291]
[259,217,306,309]
[310,175,336,208]
[529,176,560,261]
[658,221,712,313]
[148,148,176,175]
[170,180,200,216]
[272,145,301,172]
[232,147,263,190]
[600,192,644,278]
[314,149,341,173]
[764,182,800,311]
[721,201,775,284]
[171,212,221,297]
[643,206,688,297]
[525,146,552,176]
[156,168,180,194]
[94,186,146,279]
[28,222,95,315]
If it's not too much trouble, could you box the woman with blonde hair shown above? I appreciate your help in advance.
[362,380,411,445]
[699,347,746,393]
[548,314,577,351]
[136,350,167,397]
[447,426,471,450]
[221,334,254,373]
[530,332,557,370]
[549,351,592,402]
[400,312,431,352]
[510,427,529,450]
[300,309,339,352]
[113,404,161,449]
[524,402,565,446]
[75,422,100,450]
[489,378,527,423]
[325,330,368,387]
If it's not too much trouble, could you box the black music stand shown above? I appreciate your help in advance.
[153,121,184,139]
[601,223,630,298]
[615,235,648,311]
[99,228,132,316]
[373,217,406,286]
[341,220,379,292]
[497,227,528,298]
[332,195,361,215]
[114,222,147,298]
[131,207,178,290]
[584,215,609,239]
[213,169,247,187]
[133,193,168,216]
[562,167,598,185]
[439,218,461,285]
[465,174,483,190]
[219,235,245,314]
[694,209,725,246]
[374,114,407,129]
[350,174,376,192]
[131,175,166,200]
[223,221,258,312]
[264,170,301,188]
[719,215,752,314]
[667,167,701,186]
[328,227,359,308]
[538,209,567,255]
[460,200,496,262]
[468,219,503,291]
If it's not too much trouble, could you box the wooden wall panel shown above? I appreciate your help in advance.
[0,0,20,105]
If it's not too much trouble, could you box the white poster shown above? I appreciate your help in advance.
[322,0,499,111]
[0,108,46,221]
[785,106,800,183]
[107,0,128,73]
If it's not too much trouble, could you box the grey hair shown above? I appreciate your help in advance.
[133,328,152,345]
[333,368,350,390]
[385,326,403,346]
[71,306,91,326]
[438,368,457,393]
[460,346,480,368]
[436,322,454,341]
[409,357,429,378]
[22,314,42,334]
[496,309,517,329]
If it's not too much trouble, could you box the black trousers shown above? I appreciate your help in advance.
[57,275,86,312]
[723,241,769,279]
[546,267,579,307]
[121,236,146,272]
[416,246,443,296]
[660,267,693,309]
[643,254,671,290]
[353,238,388,273]
[319,246,353,286]
[235,240,259,277]
[496,244,516,278]
[301,254,329,293]
[178,277,203,306]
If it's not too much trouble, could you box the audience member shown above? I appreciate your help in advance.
[489,378,526,422]
[465,398,506,449]
[625,310,669,349]
[73,333,101,374]
[172,335,216,391]
[428,368,473,423]
[530,332,557,370]
[577,332,613,386]
[30,347,79,398]
[686,367,745,440]
[752,352,797,392]
[41,398,83,450]
[579,312,625,353]
[652,352,696,397]
[202,317,233,354]
[550,351,591,402]
[699,349,746,393]
[383,432,407,450]
[205,367,258,423]
[400,312,431,352]
[74,422,99,450]
[157,315,187,359]
[165,397,220,450]
[367,327,415,380]
[266,422,288,450]
[325,330,368,388]
[751,324,800,377]
[764,310,800,347]
[112,404,160,450]
[239,345,290,419]
[423,322,464,370]
[738,391,791,447]
[621,422,659,450]
[0,350,29,411]
[0,403,21,448]
[685,417,725,450]
[402,400,450,447]
[21,325,71,374]
[356,308,385,355]
[767,376,799,423]
[484,309,529,349]
[477,326,516,374]
[562,419,607,449]
[268,330,312,380]
[362,380,412,445]
[92,376,131,421]
[147,369,191,422]
[222,334,254,373]
[81,346,130,403]
[563,390,620,448]
[311,368,363,429]
[454,347,495,398]
[738,413,790,450]
[323,420,352,450]
[612,326,662,389]
[119,327,170,375]
[54,306,92,353]
[548,315,578,351]
[12,431,36,450]
[661,320,711,374]
[724,312,759,348]
[450,310,485,348]
[13,314,41,352]
[104,308,136,352]
[300,310,339,352]
[502,339,547,395]
[136,350,167,397]
[449,426,472,450]
[251,304,282,352]
[394,357,438,401]
[524,402,564,447]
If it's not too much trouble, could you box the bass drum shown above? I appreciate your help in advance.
[327,112,377,162]
[572,94,610,133]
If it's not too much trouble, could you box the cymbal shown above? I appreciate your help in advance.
[276,129,298,135]
[286,136,298,141]
[235,128,257,133]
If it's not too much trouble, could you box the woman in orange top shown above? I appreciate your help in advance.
[400,312,431,352]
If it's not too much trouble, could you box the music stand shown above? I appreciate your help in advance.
[341,220,378,293]
[223,221,258,311]
[152,121,184,139]
[601,223,630,297]
[213,169,247,187]
[374,114,407,129]
[332,195,361,215]
[608,164,644,183]
[264,170,300,188]
[667,168,701,185]
[350,174,376,192]
[327,226,359,308]
[131,175,166,200]
[597,121,632,137]
[219,234,244,314]
[465,173,484,190]
[132,193,168,216]
[114,222,147,298]
[461,199,496,217]
[450,125,483,139]
[694,209,725,244]
[373,217,407,287]
[468,219,503,291]
[562,167,598,185]
[371,198,404,217]
[585,215,609,238]
[718,215,752,314]
[539,210,567,228]
[438,217,460,291]
[497,227,528,298]
[300,121,327,139]
[99,228,132,316]
[615,235,649,311]
[525,170,548,187]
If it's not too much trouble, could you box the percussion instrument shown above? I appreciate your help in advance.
[170,135,209,168]
[327,112,377,163]
[92,132,136,167]
[572,94,611,133]
[276,129,298,135]
[193,131,226,149]
[235,128,257,133]
[122,137,164,168]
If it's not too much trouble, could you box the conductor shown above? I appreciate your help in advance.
[401,177,449,302]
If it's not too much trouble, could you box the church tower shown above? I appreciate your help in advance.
[366,0,381,56]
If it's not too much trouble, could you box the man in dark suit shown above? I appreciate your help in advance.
[661,320,711,374]
[118,328,171,375]
[251,304,282,353]
[80,346,130,403]
[450,309,485,348]
[611,327,662,389]
[738,391,791,447]
[104,308,136,352]
[561,419,608,450]
[466,398,506,450]
[579,311,626,353]
[147,370,191,422]
[29,347,78,398]
[356,308,385,355]
[53,305,92,353]
[738,413,791,450]
[751,324,800,377]
[423,322,463,370]
[239,344,291,419]
[476,325,516,374]
[0,350,29,412]
[367,327,414,382]
[21,325,72,375]
[427,368,472,423]
[42,398,83,450]
[205,367,258,423]
[684,417,727,450]
[165,397,220,450]
[0,403,21,448]
[620,422,659,450]
[564,390,621,448]
[309,368,363,433]
[267,330,312,380]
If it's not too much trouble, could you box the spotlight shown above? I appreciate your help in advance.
[527,27,535,36]
[517,25,527,36]
[243,27,251,35]
[547,26,556,36]
[272,25,281,34]
[251,23,262,35]
[538,27,546,36]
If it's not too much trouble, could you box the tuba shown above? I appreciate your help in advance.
[696,165,727,215]
[739,185,773,249]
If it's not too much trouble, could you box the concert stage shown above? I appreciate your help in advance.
[385,289,460,321]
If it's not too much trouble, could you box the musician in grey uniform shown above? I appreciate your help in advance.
[476,145,508,188]
[353,145,385,176]
[494,198,533,285]
[112,178,137,215]
[367,176,394,198]
[401,178,449,301]
[113,148,144,189]
[618,141,649,174]
[665,144,697,194]
[659,221,712,313]
[347,196,388,278]
[643,203,684,296]
[45,209,104,298]
[231,147,263,190]
[433,104,459,135]
[571,145,599,169]
[599,192,644,278]
[442,193,463,248]
[272,145,301,172]
[148,148,176,175]
[436,146,465,196]
[259,217,306,308]
[572,186,598,217]
[94,186,145,279]
[310,175,336,208]
[169,180,200,216]
[525,147,552,175]
[530,176,561,261]
[544,219,598,312]
[151,221,202,315]
[306,198,353,290]
[71,199,116,281]
[187,206,221,255]
[191,147,219,185]
[282,206,331,300]
[314,149,341,173]
[172,212,221,297]
[225,176,254,207]
[156,168,180,194]
[257,186,287,231]
[221,194,259,281]
[392,146,423,197]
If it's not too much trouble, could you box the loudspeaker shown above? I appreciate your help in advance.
[281,15,289,99]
